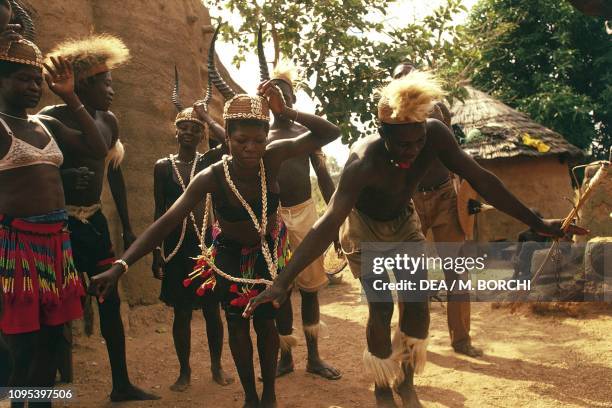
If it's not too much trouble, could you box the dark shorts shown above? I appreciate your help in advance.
[68,210,115,277]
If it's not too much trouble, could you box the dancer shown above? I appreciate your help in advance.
[0,36,102,406]
[393,61,482,357]
[151,69,232,390]
[39,35,157,401]
[244,70,585,407]
[257,27,341,380]
[89,26,340,407]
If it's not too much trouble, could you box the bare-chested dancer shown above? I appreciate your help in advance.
[245,71,585,407]
[39,35,157,401]
[393,61,482,358]
[257,28,341,380]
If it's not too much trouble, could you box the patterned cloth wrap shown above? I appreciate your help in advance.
[0,210,84,334]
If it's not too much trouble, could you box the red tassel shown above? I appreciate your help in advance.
[182,278,192,288]
[196,286,206,296]
[230,284,239,294]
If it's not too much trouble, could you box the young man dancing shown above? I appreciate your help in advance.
[245,71,584,407]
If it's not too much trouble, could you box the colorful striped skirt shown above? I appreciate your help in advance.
[0,210,84,334]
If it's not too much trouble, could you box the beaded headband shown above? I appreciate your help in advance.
[175,107,205,127]
[223,94,270,122]
[0,38,43,69]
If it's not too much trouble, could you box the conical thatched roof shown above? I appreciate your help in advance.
[450,87,584,160]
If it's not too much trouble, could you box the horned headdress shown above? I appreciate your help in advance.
[209,23,269,123]
[9,0,35,42]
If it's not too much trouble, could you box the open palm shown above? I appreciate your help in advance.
[43,56,75,98]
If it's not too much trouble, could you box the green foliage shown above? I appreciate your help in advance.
[466,0,611,159]
[206,0,486,145]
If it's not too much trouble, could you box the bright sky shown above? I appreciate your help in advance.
[210,0,479,166]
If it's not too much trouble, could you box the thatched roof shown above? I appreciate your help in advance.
[450,86,583,160]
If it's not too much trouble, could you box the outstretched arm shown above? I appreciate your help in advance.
[89,168,217,301]
[243,157,367,317]
[433,121,585,237]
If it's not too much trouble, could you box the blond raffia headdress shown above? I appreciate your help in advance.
[271,59,299,89]
[0,37,43,68]
[46,34,130,81]
[377,70,446,124]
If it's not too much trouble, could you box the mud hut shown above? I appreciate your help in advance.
[451,87,584,242]
[22,0,242,304]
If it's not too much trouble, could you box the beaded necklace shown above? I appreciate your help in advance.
[160,153,210,262]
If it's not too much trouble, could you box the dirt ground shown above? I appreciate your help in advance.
[13,273,612,408]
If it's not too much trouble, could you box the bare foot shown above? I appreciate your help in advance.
[170,372,190,392]
[212,366,234,386]
[276,352,294,377]
[454,343,484,358]
[306,357,342,380]
[260,396,278,408]
[375,386,398,408]
[395,382,422,408]
[110,384,160,401]
[243,397,259,408]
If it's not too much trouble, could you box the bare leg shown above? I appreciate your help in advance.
[254,317,279,408]
[364,300,397,408]
[6,325,63,408]
[227,316,259,408]
[301,290,341,380]
[170,307,192,392]
[201,301,233,385]
[273,291,295,377]
[99,287,159,401]
[394,302,428,408]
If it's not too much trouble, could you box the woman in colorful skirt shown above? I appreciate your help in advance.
[90,27,340,408]
[0,35,106,405]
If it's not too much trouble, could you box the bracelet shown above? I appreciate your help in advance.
[72,104,85,113]
[113,259,129,274]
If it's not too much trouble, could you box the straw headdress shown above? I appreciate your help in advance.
[46,34,130,81]
[377,71,445,124]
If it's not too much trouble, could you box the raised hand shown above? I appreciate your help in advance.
[0,25,22,41]
[192,100,211,121]
[43,56,75,100]
[257,80,290,116]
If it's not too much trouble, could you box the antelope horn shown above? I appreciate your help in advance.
[208,23,236,101]
[10,0,36,42]
[201,65,213,110]
[172,65,184,112]
[257,25,270,82]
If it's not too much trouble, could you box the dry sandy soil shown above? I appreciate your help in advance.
[4,274,611,408]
